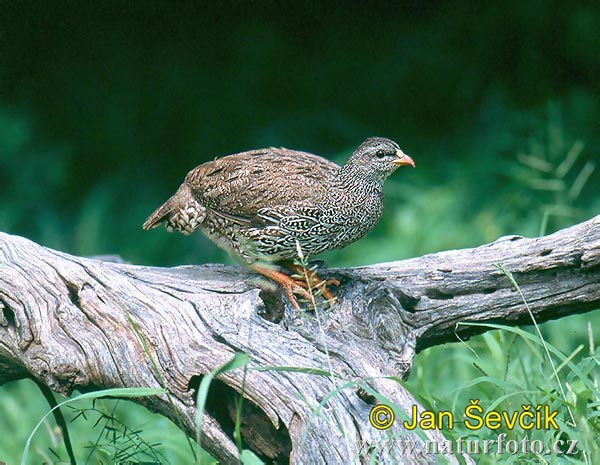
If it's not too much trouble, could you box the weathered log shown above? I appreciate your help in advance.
[1,214,599,464]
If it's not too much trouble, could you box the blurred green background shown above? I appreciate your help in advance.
[1,2,599,464]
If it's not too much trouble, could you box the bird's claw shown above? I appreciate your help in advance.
[284,281,312,311]
[291,276,339,304]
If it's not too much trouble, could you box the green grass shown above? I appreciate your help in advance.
[0,380,204,465]
[410,316,600,464]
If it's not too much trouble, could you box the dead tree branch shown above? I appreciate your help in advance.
[1,215,599,464]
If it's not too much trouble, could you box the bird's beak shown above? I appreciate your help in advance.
[394,150,415,168]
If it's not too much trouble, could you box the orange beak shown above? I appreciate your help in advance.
[394,150,415,168]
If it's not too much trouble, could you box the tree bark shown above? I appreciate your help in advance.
[1,214,599,464]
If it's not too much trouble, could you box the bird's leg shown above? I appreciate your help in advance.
[250,264,312,310]
[280,261,340,302]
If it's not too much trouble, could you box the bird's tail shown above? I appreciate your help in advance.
[143,183,204,235]
[143,195,178,230]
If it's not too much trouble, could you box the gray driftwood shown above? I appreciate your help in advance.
[1,214,599,464]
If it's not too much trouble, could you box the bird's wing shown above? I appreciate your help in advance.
[184,148,340,224]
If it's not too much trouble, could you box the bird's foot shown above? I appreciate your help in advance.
[312,277,340,303]
[291,277,340,303]
[251,264,312,311]
[281,261,340,304]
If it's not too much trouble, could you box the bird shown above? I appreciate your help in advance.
[143,137,414,309]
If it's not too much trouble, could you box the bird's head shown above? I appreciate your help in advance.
[343,137,415,182]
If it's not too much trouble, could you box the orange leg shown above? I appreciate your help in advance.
[251,264,312,310]
[280,261,340,302]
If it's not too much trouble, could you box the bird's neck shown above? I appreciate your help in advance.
[338,164,385,193]
[335,164,385,231]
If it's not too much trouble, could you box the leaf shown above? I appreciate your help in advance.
[21,387,166,465]
[195,353,251,460]
[239,449,265,465]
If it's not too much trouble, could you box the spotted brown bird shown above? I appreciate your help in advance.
[143,137,414,308]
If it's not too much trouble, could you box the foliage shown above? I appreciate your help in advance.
[0,381,201,465]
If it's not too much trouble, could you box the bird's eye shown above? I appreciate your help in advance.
[376,149,387,158]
